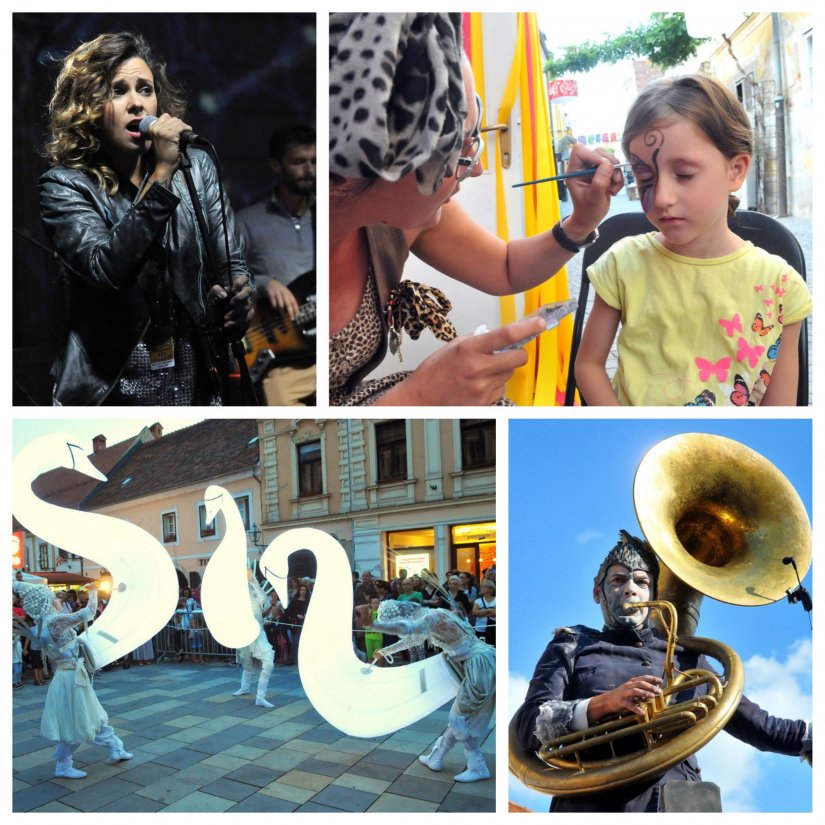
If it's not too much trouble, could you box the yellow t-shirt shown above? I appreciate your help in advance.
[587,234,812,406]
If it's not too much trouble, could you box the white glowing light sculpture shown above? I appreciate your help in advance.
[12,434,179,669]
[200,484,260,648]
[260,527,460,737]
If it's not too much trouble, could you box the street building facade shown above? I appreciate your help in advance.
[15,418,497,589]
[257,418,496,582]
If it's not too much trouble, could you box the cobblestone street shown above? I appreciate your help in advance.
[12,660,495,813]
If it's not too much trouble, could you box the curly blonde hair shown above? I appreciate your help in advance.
[45,32,187,195]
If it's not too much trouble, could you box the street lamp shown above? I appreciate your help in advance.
[248,524,264,551]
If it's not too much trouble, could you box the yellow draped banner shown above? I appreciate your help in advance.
[465,12,575,405]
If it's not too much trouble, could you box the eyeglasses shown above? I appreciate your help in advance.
[455,94,484,182]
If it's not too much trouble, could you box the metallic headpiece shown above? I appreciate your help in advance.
[594,530,659,591]
[12,581,56,621]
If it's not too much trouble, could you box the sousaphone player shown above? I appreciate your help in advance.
[510,434,813,812]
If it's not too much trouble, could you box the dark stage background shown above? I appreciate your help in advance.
[12,12,316,405]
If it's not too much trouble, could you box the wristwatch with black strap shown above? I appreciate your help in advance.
[552,219,599,253]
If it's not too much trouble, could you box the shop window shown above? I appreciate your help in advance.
[386,527,434,577]
[452,523,497,580]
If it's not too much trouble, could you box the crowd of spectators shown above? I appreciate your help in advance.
[352,565,497,665]
[14,565,491,687]
[11,581,196,690]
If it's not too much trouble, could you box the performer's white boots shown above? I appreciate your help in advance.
[54,731,131,779]
[55,758,87,779]
[107,734,133,763]
[420,714,490,781]
[235,662,274,707]
[453,737,490,782]
[418,731,457,771]
[233,668,253,696]
[255,666,274,708]
[446,712,491,782]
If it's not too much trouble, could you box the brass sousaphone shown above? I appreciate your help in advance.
[509,433,812,797]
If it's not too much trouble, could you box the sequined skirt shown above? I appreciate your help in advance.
[107,336,221,406]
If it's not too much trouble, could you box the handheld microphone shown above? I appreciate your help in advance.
[138,116,211,148]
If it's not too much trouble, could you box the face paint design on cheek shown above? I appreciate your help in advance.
[632,155,656,212]
[633,128,665,213]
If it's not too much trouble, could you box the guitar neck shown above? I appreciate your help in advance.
[294,296,316,326]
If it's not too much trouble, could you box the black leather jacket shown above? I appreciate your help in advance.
[38,150,252,405]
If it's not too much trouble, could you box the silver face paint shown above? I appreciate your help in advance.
[593,530,658,592]
[598,564,651,629]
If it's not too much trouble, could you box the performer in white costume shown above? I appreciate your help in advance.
[372,600,495,782]
[12,581,133,779]
[232,569,275,708]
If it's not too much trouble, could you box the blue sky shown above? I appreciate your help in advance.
[508,418,812,812]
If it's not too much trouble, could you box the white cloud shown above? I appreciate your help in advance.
[784,637,814,675]
[509,672,530,720]
[697,638,811,812]
[699,729,760,811]
[574,529,604,545]
[742,638,812,718]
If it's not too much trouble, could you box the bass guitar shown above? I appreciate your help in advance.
[242,270,316,384]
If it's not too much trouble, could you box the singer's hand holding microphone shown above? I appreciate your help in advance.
[138,114,199,179]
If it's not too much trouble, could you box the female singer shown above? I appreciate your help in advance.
[39,31,253,405]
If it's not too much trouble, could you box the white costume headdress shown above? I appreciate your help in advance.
[376,599,423,622]
[13,581,55,621]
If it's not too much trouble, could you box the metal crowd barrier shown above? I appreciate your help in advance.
[146,609,495,665]
[152,609,237,663]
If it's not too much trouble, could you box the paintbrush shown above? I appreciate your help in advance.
[514,162,633,188]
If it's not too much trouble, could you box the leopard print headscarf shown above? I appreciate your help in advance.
[329,12,467,195]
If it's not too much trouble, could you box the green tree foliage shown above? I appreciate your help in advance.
[544,13,707,78]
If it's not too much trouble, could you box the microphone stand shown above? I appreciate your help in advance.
[176,146,257,405]
[783,555,812,629]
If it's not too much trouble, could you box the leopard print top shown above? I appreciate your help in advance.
[329,257,514,406]
[330,269,411,405]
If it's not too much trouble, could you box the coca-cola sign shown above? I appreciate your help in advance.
[548,79,578,100]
